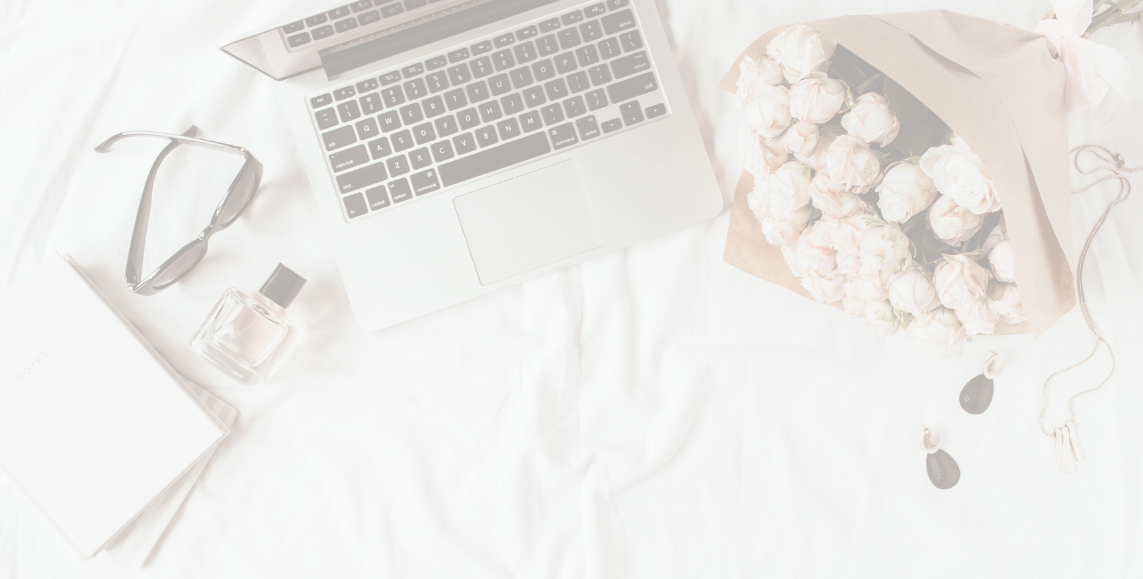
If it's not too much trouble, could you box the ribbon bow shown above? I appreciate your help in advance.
[1034,0,1132,115]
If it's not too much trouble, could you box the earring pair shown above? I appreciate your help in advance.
[922,351,1005,490]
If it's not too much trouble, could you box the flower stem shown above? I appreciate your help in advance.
[1085,0,1143,37]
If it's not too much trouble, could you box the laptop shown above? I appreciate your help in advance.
[221,0,722,331]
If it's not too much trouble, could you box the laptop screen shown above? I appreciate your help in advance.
[320,0,561,79]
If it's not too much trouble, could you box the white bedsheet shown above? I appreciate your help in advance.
[2,0,1143,576]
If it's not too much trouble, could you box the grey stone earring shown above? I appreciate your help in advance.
[959,351,1005,415]
[921,427,960,490]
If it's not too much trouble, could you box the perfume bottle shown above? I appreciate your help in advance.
[190,264,306,385]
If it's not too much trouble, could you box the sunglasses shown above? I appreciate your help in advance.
[95,126,263,295]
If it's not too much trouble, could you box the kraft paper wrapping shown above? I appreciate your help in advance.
[719,10,1076,337]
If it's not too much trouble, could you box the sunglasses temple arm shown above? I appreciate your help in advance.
[124,128,196,286]
[94,129,247,157]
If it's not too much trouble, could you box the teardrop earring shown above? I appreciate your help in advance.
[959,351,1005,415]
[921,427,960,490]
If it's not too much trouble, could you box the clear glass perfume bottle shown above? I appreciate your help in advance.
[190,264,306,386]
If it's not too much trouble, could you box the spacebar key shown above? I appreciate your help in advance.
[439,132,552,187]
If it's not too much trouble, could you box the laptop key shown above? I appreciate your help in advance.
[496,117,521,140]
[601,118,623,133]
[576,45,600,68]
[381,86,405,107]
[350,0,372,12]
[355,118,379,140]
[563,96,587,118]
[548,123,579,150]
[489,74,512,96]
[605,0,629,9]
[411,169,441,195]
[576,115,601,140]
[619,30,643,52]
[612,51,649,79]
[457,108,480,129]
[426,72,449,92]
[315,108,338,130]
[387,155,410,177]
[422,95,446,117]
[438,132,551,187]
[475,126,499,147]
[567,71,590,93]
[404,63,425,78]
[646,103,667,119]
[337,101,362,122]
[325,124,356,150]
[391,130,414,152]
[479,101,503,123]
[358,10,381,25]
[501,93,525,115]
[510,67,534,89]
[336,162,387,193]
[606,72,657,103]
[389,178,413,202]
[620,101,644,125]
[288,33,311,48]
[561,11,584,25]
[404,0,427,10]
[379,110,402,132]
[328,6,351,19]
[523,86,547,108]
[466,81,490,103]
[431,140,455,162]
[329,145,369,172]
[435,115,458,137]
[544,78,569,100]
[517,26,539,40]
[425,56,448,71]
[444,88,468,111]
[453,133,477,155]
[532,59,556,82]
[494,33,515,48]
[311,94,332,108]
[541,104,565,125]
[471,40,494,55]
[589,64,612,86]
[598,37,622,59]
[359,93,383,114]
[585,89,609,110]
[380,71,402,85]
[409,148,432,169]
[356,78,380,93]
[554,52,577,74]
[449,49,470,63]
[365,186,390,211]
[334,18,358,33]
[400,102,424,124]
[520,110,544,132]
[538,18,561,33]
[403,78,427,99]
[602,10,635,35]
[344,193,368,218]
[491,50,516,71]
[412,122,436,145]
[558,29,581,50]
[305,14,328,27]
[334,86,356,100]
[513,42,537,64]
[470,57,493,78]
[368,137,392,159]
[580,20,603,42]
[312,25,335,39]
[447,63,472,86]
[585,3,607,17]
[536,35,559,57]
[381,3,403,17]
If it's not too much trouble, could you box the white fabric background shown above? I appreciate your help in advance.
[2,0,1142,576]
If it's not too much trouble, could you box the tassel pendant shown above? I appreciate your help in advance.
[1065,420,1086,462]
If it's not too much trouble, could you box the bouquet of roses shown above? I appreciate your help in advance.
[720,11,1083,356]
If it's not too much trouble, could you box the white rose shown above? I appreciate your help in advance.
[834,213,877,276]
[988,239,1017,283]
[988,282,1026,324]
[845,271,889,304]
[887,268,941,315]
[826,135,881,192]
[800,268,846,303]
[841,92,900,146]
[928,194,984,244]
[933,254,991,310]
[788,72,853,123]
[781,120,820,158]
[919,137,1002,214]
[742,83,792,139]
[760,205,813,247]
[907,307,968,357]
[843,296,868,318]
[864,300,902,337]
[800,123,845,170]
[788,229,838,276]
[759,162,813,216]
[735,55,786,109]
[956,299,999,336]
[859,223,911,273]
[766,25,837,84]
[876,162,938,223]
[811,216,842,248]
[740,126,788,180]
[808,174,865,220]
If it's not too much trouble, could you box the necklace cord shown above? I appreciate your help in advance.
[1038,145,1138,438]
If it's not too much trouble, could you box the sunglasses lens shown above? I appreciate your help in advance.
[217,170,259,227]
[147,244,208,291]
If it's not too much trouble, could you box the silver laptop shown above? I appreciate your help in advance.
[221,0,722,331]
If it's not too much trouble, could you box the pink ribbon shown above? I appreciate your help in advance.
[1034,0,1132,115]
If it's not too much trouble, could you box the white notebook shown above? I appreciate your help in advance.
[0,253,229,559]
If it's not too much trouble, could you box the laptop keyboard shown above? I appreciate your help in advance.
[306,0,672,223]
[280,0,442,50]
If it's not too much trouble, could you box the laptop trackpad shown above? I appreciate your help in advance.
[454,161,602,286]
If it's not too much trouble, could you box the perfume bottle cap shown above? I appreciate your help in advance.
[259,264,306,309]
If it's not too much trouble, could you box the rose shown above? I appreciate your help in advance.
[988,282,1026,324]
[980,223,1006,255]
[933,254,991,310]
[919,137,1002,214]
[835,213,876,276]
[843,296,868,318]
[864,300,901,337]
[759,205,813,247]
[800,268,846,303]
[845,272,889,303]
[841,92,900,146]
[758,162,813,216]
[907,307,968,356]
[788,72,853,123]
[800,124,845,170]
[787,228,837,276]
[781,120,820,158]
[928,194,984,244]
[859,223,911,273]
[876,162,938,223]
[765,25,837,84]
[988,239,1017,283]
[742,83,792,139]
[808,174,865,219]
[734,56,785,109]
[887,268,941,315]
[825,135,881,192]
[740,127,788,180]
[811,216,842,248]
[956,299,999,336]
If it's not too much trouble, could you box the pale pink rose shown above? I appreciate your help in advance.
[841,92,900,146]
[859,223,911,273]
[789,230,838,277]
[781,120,820,158]
[800,124,845,170]
[876,162,938,223]
[735,56,786,109]
[834,213,877,276]
[988,282,1026,324]
[765,25,837,84]
[907,307,968,357]
[887,269,941,315]
[808,174,865,219]
[843,296,868,318]
[826,135,881,192]
[759,162,813,216]
[742,83,792,139]
[919,137,1002,214]
[845,271,889,304]
[956,299,999,336]
[933,254,991,310]
[988,239,1017,283]
[800,268,846,303]
[928,194,984,244]
[811,216,842,248]
[740,126,789,180]
[864,299,902,337]
[788,72,854,123]
[759,205,813,247]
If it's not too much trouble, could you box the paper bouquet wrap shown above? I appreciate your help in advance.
[720,10,1077,346]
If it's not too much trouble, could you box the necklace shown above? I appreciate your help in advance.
[1039,145,1138,473]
